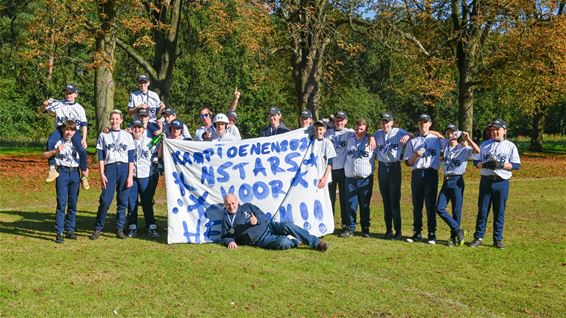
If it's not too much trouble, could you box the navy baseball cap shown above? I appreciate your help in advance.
[170,119,184,129]
[300,109,312,118]
[163,108,176,115]
[445,123,458,131]
[137,75,149,83]
[313,119,326,127]
[63,84,78,94]
[381,112,393,121]
[268,107,281,115]
[489,119,507,129]
[226,111,238,120]
[131,119,144,128]
[138,109,149,117]
[334,111,348,119]
[417,114,432,122]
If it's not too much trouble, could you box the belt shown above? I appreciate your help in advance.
[347,175,371,180]
[57,166,79,171]
[379,161,400,167]
[482,175,504,181]
[444,174,462,180]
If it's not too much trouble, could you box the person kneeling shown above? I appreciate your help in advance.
[221,194,329,252]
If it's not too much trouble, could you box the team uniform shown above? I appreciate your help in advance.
[472,138,520,245]
[325,128,354,230]
[404,133,445,242]
[343,134,375,236]
[374,127,410,237]
[194,125,216,141]
[226,124,242,140]
[211,130,241,142]
[164,121,192,140]
[313,136,336,185]
[44,99,88,172]
[259,123,290,137]
[128,90,162,122]
[93,129,135,234]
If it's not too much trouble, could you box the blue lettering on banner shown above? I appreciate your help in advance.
[279,204,294,223]
[217,162,233,183]
[238,184,253,203]
[250,143,261,155]
[302,152,318,168]
[172,171,194,196]
[238,144,249,157]
[279,140,288,152]
[253,181,269,200]
[182,220,199,243]
[201,166,215,185]
[220,185,235,198]
[216,146,223,159]
[227,146,238,159]
[300,202,309,220]
[269,180,286,198]
[253,158,267,177]
[203,218,221,242]
[267,156,285,175]
[232,162,248,180]
[285,152,300,172]
[291,170,309,188]
[187,191,210,219]
[313,199,323,220]
[261,142,270,154]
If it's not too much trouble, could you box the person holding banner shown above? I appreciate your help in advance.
[313,120,336,189]
[259,107,290,136]
[221,194,329,251]
[211,113,241,142]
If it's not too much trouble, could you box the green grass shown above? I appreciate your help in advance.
[1,164,565,317]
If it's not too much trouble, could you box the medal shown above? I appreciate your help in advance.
[229,228,235,234]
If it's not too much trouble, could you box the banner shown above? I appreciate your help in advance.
[163,128,335,244]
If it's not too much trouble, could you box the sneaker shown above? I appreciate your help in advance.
[427,232,436,245]
[116,229,127,239]
[447,236,456,247]
[361,228,370,238]
[384,230,394,240]
[469,238,483,248]
[339,229,353,238]
[128,229,137,238]
[147,224,160,238]
[316,240,329,252]
[406,232,422,243]
[90,230,101,240]
[80,176,90,190]
[46,169,59,183]
[393,232,403,240]
[456,229,466,246]
[55,233,64,244]
[66,231,77,239]
[494,240,505,249]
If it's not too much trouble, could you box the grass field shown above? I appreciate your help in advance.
[0,144,565,317]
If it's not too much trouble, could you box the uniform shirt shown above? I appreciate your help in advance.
[96,130,135,164]
[53,139,80,168]
[194,125,216,141]
[373,127,409,162]
[45,100,88,129]
[259,123,290,137]
[128,90,161,122]
[478,139,521,180]
[227,124,242,140]
[325,128,354,170]
[442,143,472,176]
[163,121,192,140]
[314,137,337,182]
[211,131,240,142]
[344,134,374,179]
[221,203,269,246]
[132,135,157,178]
[404,133,445,170]
[145,122,160,138]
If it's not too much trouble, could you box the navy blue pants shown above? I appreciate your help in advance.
[411,169,438,234]
[257,221,320,250]
[94,163,130,231]
[345,175,373,231]
[329,168,348,229]
[378,162,402,233]
[127,174,158,227]
[436,175,465,235]
[474,176,510,241]
[47,128,87,172]
[54,166,80,233]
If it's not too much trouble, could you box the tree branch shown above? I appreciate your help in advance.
[115,37,158,79]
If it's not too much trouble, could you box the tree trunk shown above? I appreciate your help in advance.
[94,0,117,134]
[458,81,474,133]
[529,105,546,152]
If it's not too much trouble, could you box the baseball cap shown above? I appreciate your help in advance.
[445,123,458,131]
[138,109,149,117]
[313,119,326,127]
[417,114,432,122]
[63,84,78,94]
[226,111,238,120]
[334,111,348,119]
[381,112,393,121]
[268,107,281,116]
[299,109,312,118]
[137,75,149,83]
[170,119,184,129]
[489,119,507,129]
[131,119,144,128]
[163,108,176,115]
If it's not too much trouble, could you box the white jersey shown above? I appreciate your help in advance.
[128,90,161,122]
[96,130,135,164]
[53,139,80,168]
[211,131,240,142]
[132,135,157,178]
[344,134,374,179]
[45,100,87,129]
[313,138,337,182]
[478,139,520,180]
[442,143,472,175]
[227,124,242,140]
[325,128,354,170]
[374,127,409,162]
[163,121,192,140]
[404,133,445,170]
[195,125,216,141]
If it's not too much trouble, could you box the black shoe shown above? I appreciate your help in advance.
[469,238,482,248]
[55,233,64,244]
[384,230,394,240]
[361,228,370,238]
[148,224,160,238]
[427,232,437,245]
[66,231,77,240]
[447,236,456,247]
[128,229,137,238]
[494,240,505,249]
[339,230,353,238]
[116,229,127,239]
[406,232,422,243]
[316,240,329,252]
[456,229,466,246]
[90,230,101,240]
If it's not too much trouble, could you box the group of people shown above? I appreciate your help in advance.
[41,76,521,251]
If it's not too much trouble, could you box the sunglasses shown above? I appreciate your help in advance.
[199,113,210,118]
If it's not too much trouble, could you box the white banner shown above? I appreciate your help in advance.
[163,128,335,244]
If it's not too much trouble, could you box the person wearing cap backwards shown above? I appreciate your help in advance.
[299,109,313,128]
[404,114,446,244]
[469,119,520,249]
[259,107,290,137]
[312,120,336,191]
[373,112,411,240]
[127,75,165,122]
[42,120,82,244]
[40,84,90,190]
[436,124,480,247]
[210,113,241,142]
[90,110,135,240]
[126,119,160,238]
[226,111,242,140]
